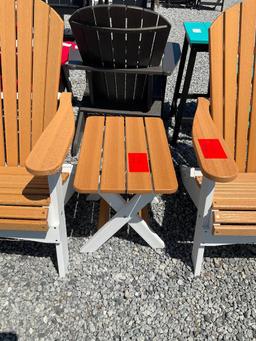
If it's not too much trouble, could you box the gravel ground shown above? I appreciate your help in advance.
[2,1,256,340]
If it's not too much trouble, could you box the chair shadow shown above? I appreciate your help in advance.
[0,332,18,341]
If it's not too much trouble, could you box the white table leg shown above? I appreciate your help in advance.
[129,215,165,249]
[80,193,165,253]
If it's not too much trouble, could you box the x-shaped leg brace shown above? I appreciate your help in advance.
[80,193,165,253]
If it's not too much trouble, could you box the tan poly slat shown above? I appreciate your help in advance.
[31,0,50,146]
[17,0,33,165]
[126,117,152,194]
[97,199,110,230]
[0,206,48,220]
[0,187,49,195]
[0,194,50,206]
[213,210,256,224]
[100,117,125,193]
[74,117,105,193]
[235,0,256,171]
[247,44,256,171]
[213,198,256,211]
[213,224,256,236]
[210,15,224,135]
[145,118,178,194]
[44,8,64,128]
[0,75,5,165]
[0,0,18,165]
[223,3,240,156]
[0,219,48,232]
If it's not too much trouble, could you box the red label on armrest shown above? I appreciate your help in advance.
[128,153,150,172]
[198,139,227,159]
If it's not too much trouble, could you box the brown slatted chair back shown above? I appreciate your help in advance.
[69,5,170,110]
[0,0,63,167]
[210,0,256,172]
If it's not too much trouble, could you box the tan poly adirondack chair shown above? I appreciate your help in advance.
[0,0,75,277]
[181,0,256,276]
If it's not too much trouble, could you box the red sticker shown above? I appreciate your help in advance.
[128,153,150,172]
[198,139,227,159]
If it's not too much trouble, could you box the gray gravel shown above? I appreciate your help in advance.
[2,1,256,340]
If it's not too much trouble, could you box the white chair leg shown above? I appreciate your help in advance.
[48,172,69,277]
[192,240,205,277]
[192,176,215,276]
[56,225,69,278]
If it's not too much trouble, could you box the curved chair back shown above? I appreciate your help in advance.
[70,5,170,109]
[209,0,256,172]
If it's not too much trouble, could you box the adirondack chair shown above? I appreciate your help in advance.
[181,0,256,275]
[68,5,177,154]
[0,0,75,277]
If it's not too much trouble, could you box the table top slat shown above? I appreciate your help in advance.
[145,118,178,194]
[74,116,104,193]
[126,117,153,193]
[100,117,126,193]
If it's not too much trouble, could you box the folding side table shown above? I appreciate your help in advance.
[74,116,178,253]
[171,21,211,145]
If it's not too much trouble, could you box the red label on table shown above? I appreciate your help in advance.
[198,138,227,159]
[128,153,150,172]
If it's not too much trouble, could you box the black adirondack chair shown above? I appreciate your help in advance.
[67,5,178,155]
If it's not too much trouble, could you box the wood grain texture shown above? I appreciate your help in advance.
[126,117,152,194]
[31,0,50,146]
[210,14,224,135]
[0,77,5,165]
[0,206,48,220]
[100,117,125,193]
[26,93,74,176]
[192,98,238,182]
[0,0,18,166]
[17,0,33,165]
[223,3,240,157]
[235,0,256,171]
[213,224,256,236]
[44,8,64,129]
[145,117,177,194]
[0,219,48,232]
[73,116,105,193]
[196,173,256,210]
[247,41,256,171]
[213,210,256,224]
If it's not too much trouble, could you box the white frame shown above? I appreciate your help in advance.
[81,192,165,253]
[181,165,256,276]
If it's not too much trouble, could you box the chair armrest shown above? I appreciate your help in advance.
[192,97,238,183]
[161,42,181,75]
[25,93,75,176]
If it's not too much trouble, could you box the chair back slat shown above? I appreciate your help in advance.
[210,15,224,135]
[31,0,50,147]
[44,9,64,128]
[17,0,34,165]
[247,61,256,171]
[150,16,170,66]
[0,0,18,166]
[210,0,256,173]
[235,0,256,172]
[223,3,240,157]
[138,11,157,67]
[0,83,5,166]
[0,0,63,166]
